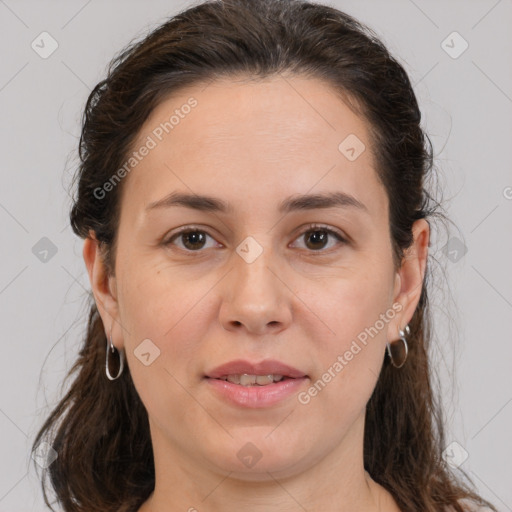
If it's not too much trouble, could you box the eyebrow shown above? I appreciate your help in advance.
[145,190,369,215]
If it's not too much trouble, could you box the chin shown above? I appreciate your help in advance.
[203,435,311,480]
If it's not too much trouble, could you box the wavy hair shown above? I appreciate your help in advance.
[32,1,497,511]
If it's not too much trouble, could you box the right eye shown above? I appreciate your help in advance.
[164,227,221,252]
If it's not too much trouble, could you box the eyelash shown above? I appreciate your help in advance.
[163,223,348,254]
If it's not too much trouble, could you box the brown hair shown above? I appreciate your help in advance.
[32,1,497,511]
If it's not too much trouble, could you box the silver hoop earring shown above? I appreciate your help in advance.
[386,324,410,368]
[105,323,125,381]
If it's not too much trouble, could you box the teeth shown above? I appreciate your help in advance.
[240,374,256,386]
[221,374,284,386]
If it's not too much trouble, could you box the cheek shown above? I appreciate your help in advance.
[296,270,391,413]
[119,279,214,438]
[118,255,215,340]
[301,265,392,349]
[116,261,216,396]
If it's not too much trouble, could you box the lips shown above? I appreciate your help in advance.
[205,359,307,380]
[204,359,309,408]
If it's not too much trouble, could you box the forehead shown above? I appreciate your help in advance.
[122,74,387,221]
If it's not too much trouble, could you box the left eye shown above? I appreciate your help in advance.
[290,225,346,252]
[164,225,346,252]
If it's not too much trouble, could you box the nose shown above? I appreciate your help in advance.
[218,241,292,336]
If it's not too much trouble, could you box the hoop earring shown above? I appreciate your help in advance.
[105,323,125,381]
[386,324,410,369]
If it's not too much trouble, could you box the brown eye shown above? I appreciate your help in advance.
[291,225,347,252]
[166,229,218,251]
[305,229,330,250]
[180,231,207,250]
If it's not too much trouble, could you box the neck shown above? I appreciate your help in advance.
[138,414,399,512]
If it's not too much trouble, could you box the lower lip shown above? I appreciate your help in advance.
[205,377,308,408]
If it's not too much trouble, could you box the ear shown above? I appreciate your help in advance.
[83,230,124,350]
[387,218,430,342]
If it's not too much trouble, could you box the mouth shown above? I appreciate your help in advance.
[204,358,308,382]
[204,361,309,408]
[210,373,295,386]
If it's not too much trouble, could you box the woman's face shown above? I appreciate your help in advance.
[85,74,428,479]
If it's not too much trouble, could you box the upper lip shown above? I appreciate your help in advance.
[205,359,307,379]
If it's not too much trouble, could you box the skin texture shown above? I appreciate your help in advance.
[83,75,429,512]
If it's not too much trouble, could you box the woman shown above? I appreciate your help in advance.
[32,0,498,511]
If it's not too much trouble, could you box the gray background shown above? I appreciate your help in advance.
[0,0,511,510]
